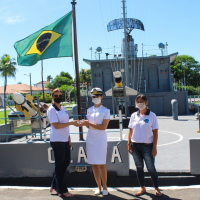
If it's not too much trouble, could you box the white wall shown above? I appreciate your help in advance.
[35,83,48,87]
[0,95,4,107]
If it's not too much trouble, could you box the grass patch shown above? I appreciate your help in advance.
[0,107,72,125]
[191,102,200,105]
[61,102,75,106]
[65,107,72,111]
[0,110,10,125]
[14,124,32,134]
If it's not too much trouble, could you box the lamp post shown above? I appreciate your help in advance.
[182,62,187,91]
[24,73,32,95]
[49,77,53,95]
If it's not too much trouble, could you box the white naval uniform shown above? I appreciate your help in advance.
[86,105,110,164]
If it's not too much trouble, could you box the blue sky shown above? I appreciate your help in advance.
[0,0,199,87]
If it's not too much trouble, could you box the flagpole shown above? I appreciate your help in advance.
[41,60,45,102]
[71,0,83,141]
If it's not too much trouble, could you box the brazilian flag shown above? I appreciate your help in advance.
[14,11,72,66]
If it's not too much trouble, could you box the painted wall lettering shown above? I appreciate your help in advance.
[111,146,122,163]
[47,147,54,164]
[77,147,87,163]
[47,147,74,164]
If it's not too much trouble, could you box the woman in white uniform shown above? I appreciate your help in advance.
[80,87,110,196]
[47,88,78,198]
[128,94,162,197]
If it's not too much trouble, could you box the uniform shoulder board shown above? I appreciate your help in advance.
[102,104,107,108]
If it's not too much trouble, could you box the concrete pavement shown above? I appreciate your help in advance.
[0,186,200,200]
[11,114,200,172]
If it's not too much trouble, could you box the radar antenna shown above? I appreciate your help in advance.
[158,43,165,56]
[107,18,145,34]
[96,47,102,60]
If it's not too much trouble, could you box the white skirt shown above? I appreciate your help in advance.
[86,130,107,165]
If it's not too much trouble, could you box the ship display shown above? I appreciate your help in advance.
[83,4,188,117]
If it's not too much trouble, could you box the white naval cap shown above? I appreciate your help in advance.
[90,87,103,96]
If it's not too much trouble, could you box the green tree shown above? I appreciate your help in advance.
[0,54,17,103]
[46,72,73,89]
[47,75,53,93]
[47,75,53,82]
[59,85,76,101]
[60,71,72,79]
[79,69,91,84]
[149,55,157,57]
[171,55,200,87]
[7,94,13,100]
[51,76,73,89]
[39,92,52,103]
[17,82,22,84]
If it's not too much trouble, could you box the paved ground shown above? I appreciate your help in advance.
[11,114,200,172]
[0,186,200,200]
[69,114,200,172]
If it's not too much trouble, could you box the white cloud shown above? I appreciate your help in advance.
[4,16,25,24]
[0,7,25,24]
[0,7,6,13]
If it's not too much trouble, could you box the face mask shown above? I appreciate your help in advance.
[137,103,146,110]
[92,97,101,105]
[54,97,62,104]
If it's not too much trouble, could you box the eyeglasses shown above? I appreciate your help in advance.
[54,95,63,98]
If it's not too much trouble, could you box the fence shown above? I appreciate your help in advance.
[188,95,200,104]
[0,111,122,143]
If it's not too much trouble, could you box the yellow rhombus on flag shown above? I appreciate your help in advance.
[14,11,73,66]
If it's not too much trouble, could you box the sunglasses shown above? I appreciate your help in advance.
[54,95,63,98]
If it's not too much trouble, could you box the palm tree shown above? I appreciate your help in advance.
[80,69,87,83]
[0,54,17,106]
[47,75,53,94]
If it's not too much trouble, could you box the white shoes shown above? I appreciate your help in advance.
[94,188,109,196]
[102,189,108,196]
[94,188,101,195]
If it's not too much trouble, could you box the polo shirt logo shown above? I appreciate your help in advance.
[144,119,149,123]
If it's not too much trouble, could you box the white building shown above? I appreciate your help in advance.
[0,84,52,107]
[34,81,50,88]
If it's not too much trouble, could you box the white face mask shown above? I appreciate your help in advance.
[92,97,101,105]
[136,103,146,110]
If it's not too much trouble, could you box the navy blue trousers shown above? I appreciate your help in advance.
[131,142,159,188]
[50,141,71,194]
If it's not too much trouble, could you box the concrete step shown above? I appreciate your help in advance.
[0,171,199,187]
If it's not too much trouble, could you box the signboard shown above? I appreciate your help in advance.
[0,140,129,178]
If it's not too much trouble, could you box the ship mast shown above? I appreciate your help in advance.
[122,0,129,117]
[122,0,129,88]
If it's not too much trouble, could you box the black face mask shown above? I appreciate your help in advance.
[54,97,62,103]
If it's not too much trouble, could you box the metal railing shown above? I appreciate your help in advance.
[0,114,122,143]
